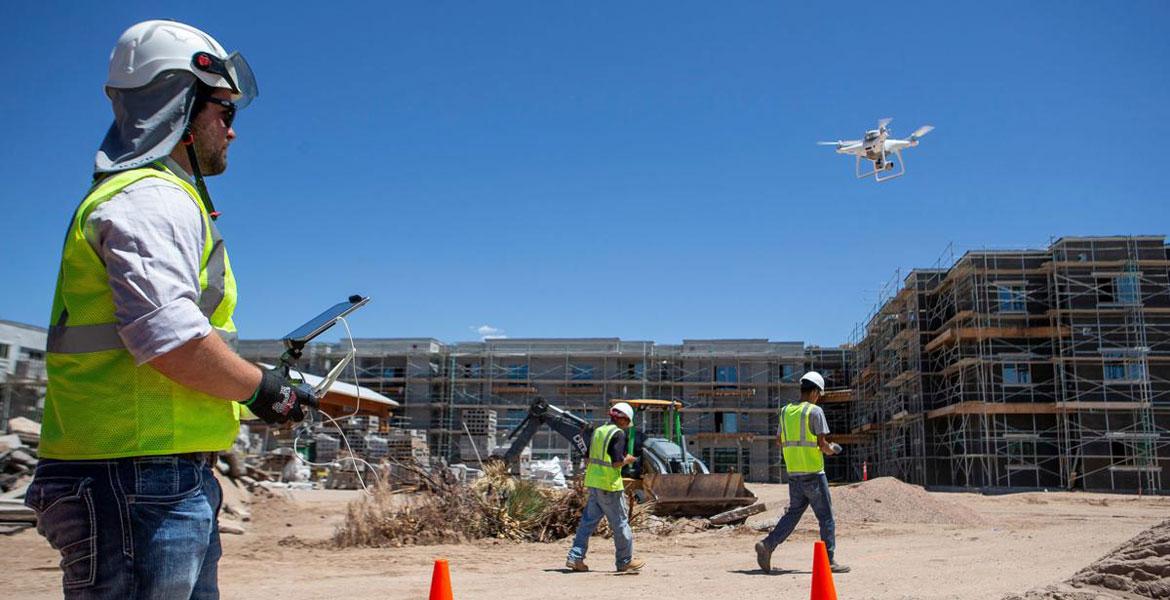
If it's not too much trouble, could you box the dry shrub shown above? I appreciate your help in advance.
[334,461,593,547]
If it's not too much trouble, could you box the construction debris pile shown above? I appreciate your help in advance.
[0,417,41,534]
[333,460,589,547]
[1006,518,1170,600]
[246,416,458,491]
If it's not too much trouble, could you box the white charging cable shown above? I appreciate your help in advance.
[291,315,381,494]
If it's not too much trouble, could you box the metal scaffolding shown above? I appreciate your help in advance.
[1049,236,1169,493]
[852,236,1170,494]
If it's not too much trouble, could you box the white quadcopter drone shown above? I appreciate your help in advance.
[819,118,934,182]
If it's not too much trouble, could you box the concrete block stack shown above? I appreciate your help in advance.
[365,435,389,461]
[460,408,497,436]
[458,434,497,463]
[313,432,340,463]
[387,429,429,463]
[346,415,380,433]
[340,415,380,458]
[459,408,498,462]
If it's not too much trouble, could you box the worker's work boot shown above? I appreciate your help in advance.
[830,561,851,574]
[617,558,645,573]
[565,559,589,572]
[755,541,772,573]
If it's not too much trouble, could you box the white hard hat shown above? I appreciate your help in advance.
[610,402,635,421]
[105,20,257,107]
[96,20,259,173]
[800,371,826,392]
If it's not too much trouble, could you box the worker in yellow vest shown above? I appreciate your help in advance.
[24,20,316,599]
[566,402,646,573]
[754,371,851,574]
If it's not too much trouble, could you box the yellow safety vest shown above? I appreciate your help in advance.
[40,163,241,459]
[583,424,624,492]
[779,402,824,475]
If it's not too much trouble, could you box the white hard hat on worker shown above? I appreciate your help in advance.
[800,371,826,392]
[105,20,257,104]
[96,20,258,173]
[610,402,635,422]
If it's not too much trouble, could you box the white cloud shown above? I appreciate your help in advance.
[472,325,507,340]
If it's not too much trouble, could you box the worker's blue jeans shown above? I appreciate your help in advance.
[567,487,633,569]
[761,473,837,562]
[24,455,223,599]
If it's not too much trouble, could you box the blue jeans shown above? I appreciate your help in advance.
[761,473,837,562]
[24,455,223,599]
[567,487,633,569]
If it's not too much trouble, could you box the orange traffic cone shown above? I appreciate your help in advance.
[429,558,453,600]
[810,540,837,600]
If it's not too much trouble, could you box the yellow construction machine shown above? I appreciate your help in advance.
[616,399,758,520]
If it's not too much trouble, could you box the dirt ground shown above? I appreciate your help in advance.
[3,483,1169,600]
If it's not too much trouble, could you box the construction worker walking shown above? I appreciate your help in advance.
[25,20,316,598]
[755,371,851,574]
[566,402,646,573]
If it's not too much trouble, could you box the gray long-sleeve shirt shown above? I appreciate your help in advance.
[84,158,213,365]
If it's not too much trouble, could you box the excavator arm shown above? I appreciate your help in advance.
[498,398,593,468]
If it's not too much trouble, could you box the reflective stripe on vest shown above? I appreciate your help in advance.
[779,402,824,475]
[39,164,241,460]
[47,323,238,354]
[583,424,624,492]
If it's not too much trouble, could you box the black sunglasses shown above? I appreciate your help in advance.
[198,96,237,129]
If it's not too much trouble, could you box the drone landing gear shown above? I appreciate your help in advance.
[855,149,906,183]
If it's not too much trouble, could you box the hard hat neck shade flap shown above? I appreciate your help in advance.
[95,71,199,173]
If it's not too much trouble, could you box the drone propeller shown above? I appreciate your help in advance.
[878,117,893,130]
[910,125,934,140]
[817,141,843,146]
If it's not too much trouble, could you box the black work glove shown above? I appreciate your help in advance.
[245,368,318,425]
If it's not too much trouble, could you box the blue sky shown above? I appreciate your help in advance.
[1,2,1168,346]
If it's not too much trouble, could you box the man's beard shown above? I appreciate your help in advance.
[193,139,228,175]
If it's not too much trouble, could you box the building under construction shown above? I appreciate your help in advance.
[0,320,47,427]
[850,236,1170,494]
[239,338,828,483]
[237,235,1169,493]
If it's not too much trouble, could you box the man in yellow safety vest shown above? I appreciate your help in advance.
[754,371,851,574]
[25,20,316,598]
[566,402,646,573]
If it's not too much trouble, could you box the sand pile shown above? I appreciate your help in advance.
[752,476,985,532]
[831,477,985,526]
[1006,518,1170,600]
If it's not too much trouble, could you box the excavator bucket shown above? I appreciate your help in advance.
[640,471,757,518]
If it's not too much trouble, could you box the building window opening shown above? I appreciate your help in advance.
[1002,363,1032,385]
[997,284,1026,312]
[713,412,738,433]
[1103,352,1145,382]
[1116,274,1140,305]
